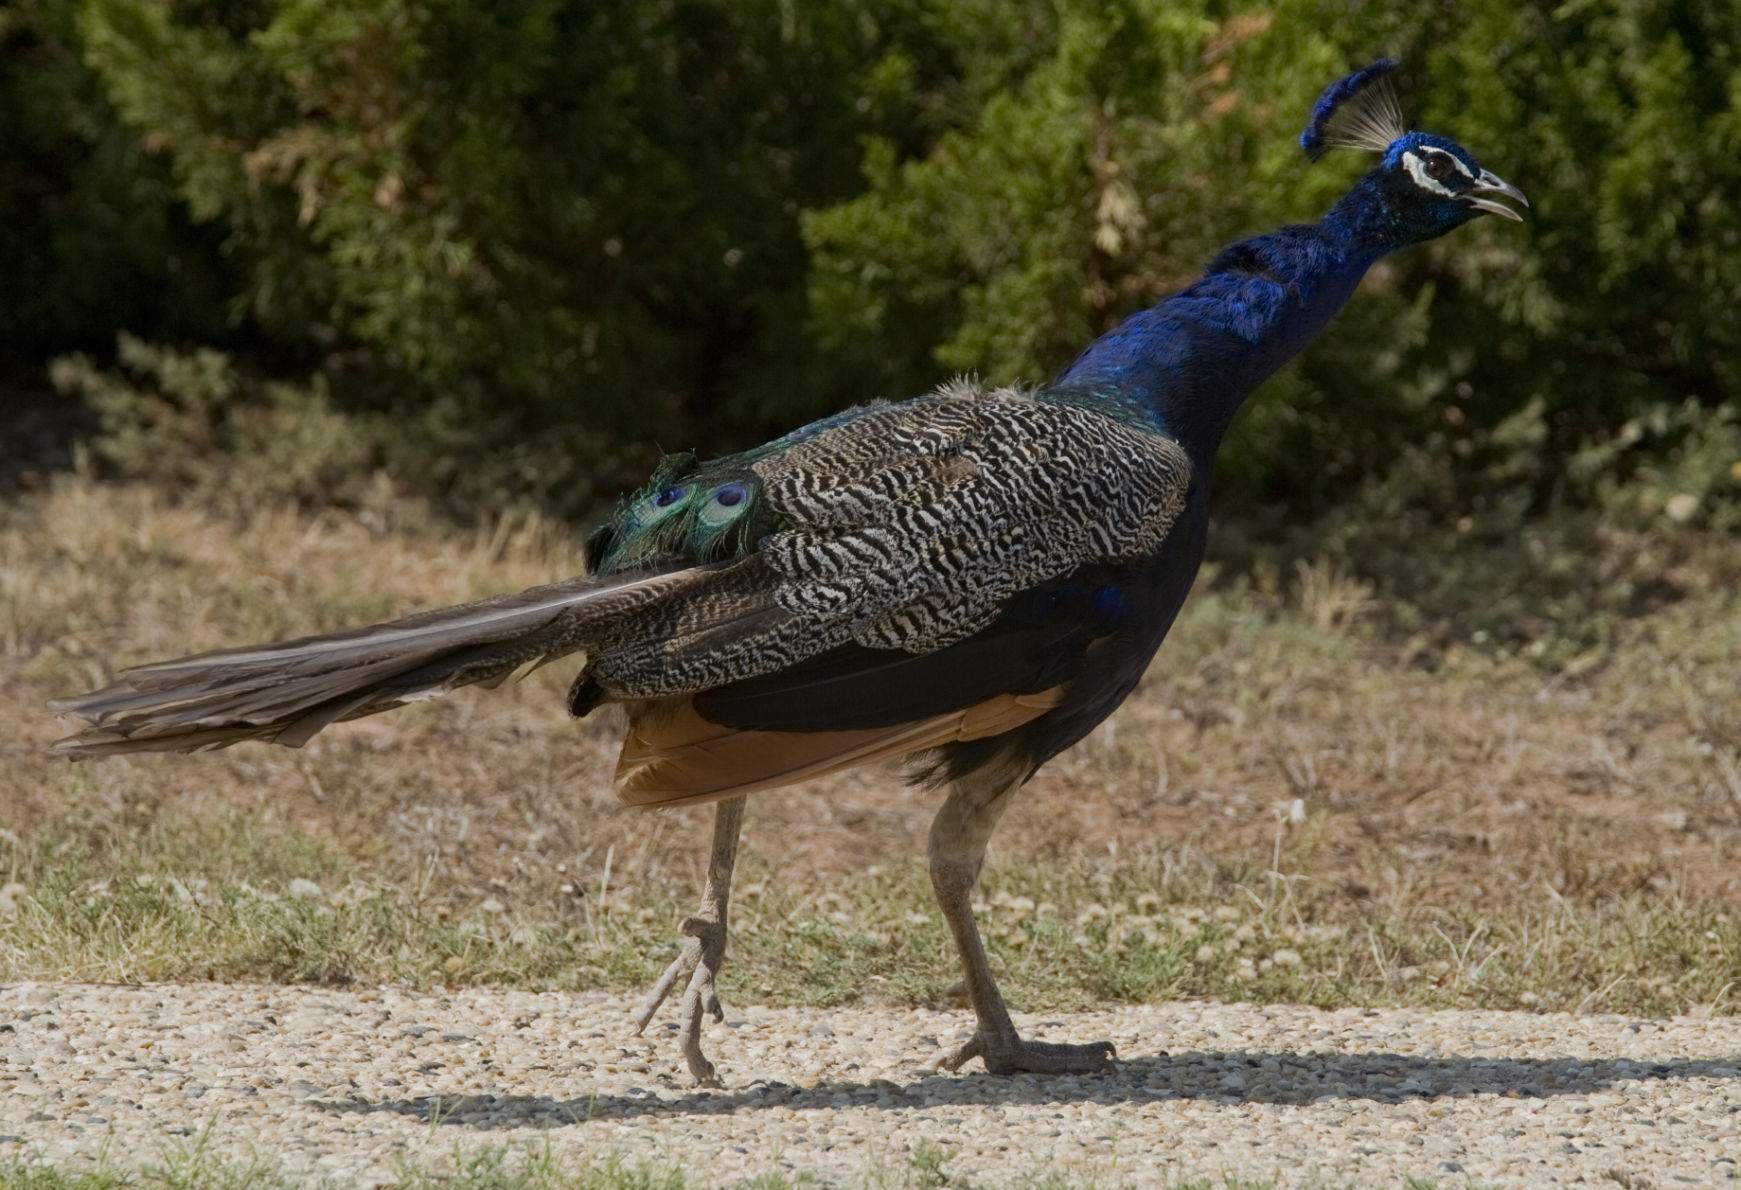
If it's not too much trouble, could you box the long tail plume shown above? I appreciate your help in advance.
[46,568,696,758]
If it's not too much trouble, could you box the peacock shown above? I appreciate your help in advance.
[48,61,1525,1083]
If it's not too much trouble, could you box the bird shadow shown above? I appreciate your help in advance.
[309,1048,1739,1131]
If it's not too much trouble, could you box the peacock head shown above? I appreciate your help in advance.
[1301,59,1528,244]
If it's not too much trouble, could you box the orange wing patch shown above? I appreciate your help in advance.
[615,687,1066,807]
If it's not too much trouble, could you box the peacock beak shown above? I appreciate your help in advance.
[1463,170,1529,222]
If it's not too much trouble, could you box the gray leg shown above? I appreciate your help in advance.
[929,766,1116,1075]
[633,794,746,1084]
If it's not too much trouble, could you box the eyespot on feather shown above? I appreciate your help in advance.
[628,484,693,533]
[1300,58,1403,161]
[698,482,753,528]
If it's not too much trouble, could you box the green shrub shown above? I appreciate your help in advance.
[62,0,936,501]
[6,0,1738,520]
[50,334,380,512]
[806,0,1741,511]
[0,0,233,357]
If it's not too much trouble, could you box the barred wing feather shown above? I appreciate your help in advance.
[48,382,1191,763]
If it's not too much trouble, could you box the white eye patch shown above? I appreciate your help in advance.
[1402,150,1472,196]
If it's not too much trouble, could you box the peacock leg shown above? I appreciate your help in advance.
[928,767,1117,1075]
[632,793,746,1084]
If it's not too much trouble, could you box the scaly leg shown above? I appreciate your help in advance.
[633,794,746,1084]
[929,766,1116,1075]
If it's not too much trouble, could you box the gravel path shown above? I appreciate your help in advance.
[3,982,1739,1187]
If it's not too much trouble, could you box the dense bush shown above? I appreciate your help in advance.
[806,0,1741,511]
[0,1,235,358]
[13,0,944,509]
[6,0,1739,521]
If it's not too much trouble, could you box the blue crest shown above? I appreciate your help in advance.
[1301,59,1405,161]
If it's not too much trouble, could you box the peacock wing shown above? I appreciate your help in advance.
[583,381,1193,702]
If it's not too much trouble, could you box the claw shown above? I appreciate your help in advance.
[634,918,728,1084]
[676,958,724,1085]
[632,795,745,1085]
[632,943,699,1034]
[936,1033,982,1073]
[940,1029,1116,1075]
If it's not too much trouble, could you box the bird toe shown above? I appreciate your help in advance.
[940,1031,1116,1075]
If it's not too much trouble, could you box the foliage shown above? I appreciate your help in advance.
[0,0,233,358]
[3,0,1739,519]
[33,0,948,512]
[806,0,1741,512]
[9,0,938,510]
[50,334,380,513]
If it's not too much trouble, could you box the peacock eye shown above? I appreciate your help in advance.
[1424,154,1452,180]
[653,486,687,508]
[712,484,747,508]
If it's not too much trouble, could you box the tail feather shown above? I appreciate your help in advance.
[47,567,704,758]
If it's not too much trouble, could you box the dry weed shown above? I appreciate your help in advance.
[2,476,1737,1013]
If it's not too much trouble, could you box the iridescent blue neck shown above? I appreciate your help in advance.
[1050,176,1399,471]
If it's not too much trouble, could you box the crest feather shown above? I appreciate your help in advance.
[1300,59,1407,161]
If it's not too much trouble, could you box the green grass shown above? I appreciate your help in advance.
[3,805,1737,1019]
[0,1144,704,1190]
[0,1138,1515,1190]
[0,1141,1312,1190]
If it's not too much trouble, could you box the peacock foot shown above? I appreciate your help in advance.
[938,1028,1116,1076]
[632,912,728,1085]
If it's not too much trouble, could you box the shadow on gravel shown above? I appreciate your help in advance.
[312,1050,1741,1129]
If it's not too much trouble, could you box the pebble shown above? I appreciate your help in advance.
[0,983,1738,1186]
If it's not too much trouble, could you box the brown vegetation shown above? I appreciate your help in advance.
[3,474,1738,1013]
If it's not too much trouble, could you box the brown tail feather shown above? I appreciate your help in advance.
[46,567,704,758]
[614,688,1065,806]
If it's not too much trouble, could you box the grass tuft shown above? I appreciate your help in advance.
[1,475,1737,1020]
[0,1143,1308,1190]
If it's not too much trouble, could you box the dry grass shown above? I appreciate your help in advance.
[2,472,1738,1016]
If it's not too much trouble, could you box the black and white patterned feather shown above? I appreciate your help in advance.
[48,380,1190,758]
